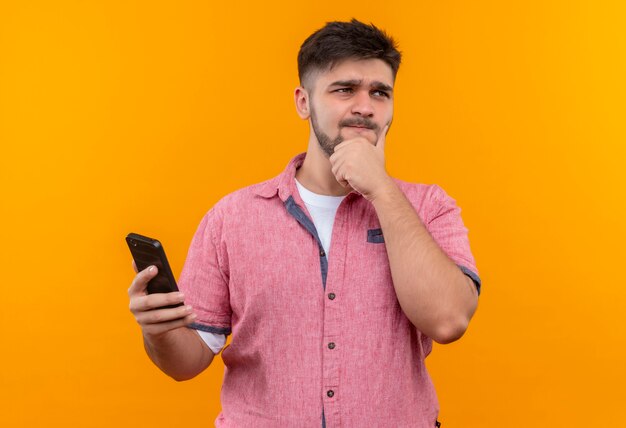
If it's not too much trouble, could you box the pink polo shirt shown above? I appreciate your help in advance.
[178,152,480,428]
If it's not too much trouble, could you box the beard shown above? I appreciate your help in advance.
[310,108,343,158]
[310,106,380,158]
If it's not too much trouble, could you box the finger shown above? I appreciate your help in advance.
[331,155,347,181]
[333,138,359,153]
[135,304,195,325]
[130,290,186,313]
[128,265,158,297]
[142,313,198,337]
[329,146,345,167]
[377,125,388,151]
[334,163,350,188]
[333,141,347,153]
[132,259,138,273]
[330,151,347,177]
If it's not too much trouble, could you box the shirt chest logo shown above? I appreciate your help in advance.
[366,228,385,244]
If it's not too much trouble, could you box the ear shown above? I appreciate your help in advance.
[294,86,310,120]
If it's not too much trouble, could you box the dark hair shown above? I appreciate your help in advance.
[297,19,402,87]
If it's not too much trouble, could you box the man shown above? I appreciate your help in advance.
[128,19,481,427]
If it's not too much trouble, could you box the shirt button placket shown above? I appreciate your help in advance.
[323,288,339,418]
[322,208,347,427]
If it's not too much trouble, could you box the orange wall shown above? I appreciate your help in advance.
[1,1,625,427]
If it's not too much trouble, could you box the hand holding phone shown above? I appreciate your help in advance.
[126,233,197,337]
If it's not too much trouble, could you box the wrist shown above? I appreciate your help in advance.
[368,176,398,204]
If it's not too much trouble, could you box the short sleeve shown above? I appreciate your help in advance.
[178,208,232,335]
[426,185,482,295]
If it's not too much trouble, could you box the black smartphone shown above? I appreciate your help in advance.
[126,232,183,308]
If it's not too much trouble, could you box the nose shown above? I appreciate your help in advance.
[350,90,374,117]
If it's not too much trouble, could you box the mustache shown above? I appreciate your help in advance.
[339,118,379,131]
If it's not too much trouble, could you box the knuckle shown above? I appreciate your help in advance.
[129,300,143,314]
[151,311,164,323]
[131,296,146,312]
[134,314,143,325]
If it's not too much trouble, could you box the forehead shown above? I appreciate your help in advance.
[311,58,394,89]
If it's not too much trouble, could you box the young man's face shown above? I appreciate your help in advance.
[304,58,395,157]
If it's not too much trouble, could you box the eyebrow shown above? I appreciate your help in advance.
[328,79,393,93]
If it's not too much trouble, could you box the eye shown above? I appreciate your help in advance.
[371,90,390,98]
[335,88,353,94]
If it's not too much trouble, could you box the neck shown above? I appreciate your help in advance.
[295,139,352,197]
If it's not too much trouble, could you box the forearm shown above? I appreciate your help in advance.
[371,179,478,343]
[143,326,214,381]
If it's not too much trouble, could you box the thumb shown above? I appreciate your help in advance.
[377,125,388,151]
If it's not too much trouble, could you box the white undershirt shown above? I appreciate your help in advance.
[294,177,346,257]
[197,178,346,354]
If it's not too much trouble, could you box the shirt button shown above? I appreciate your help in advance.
[328,342,335,349]
[328,293,336,300]
[320,249,326,257]
[327,390,334,398]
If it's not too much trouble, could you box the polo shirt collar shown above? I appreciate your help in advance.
[253,152,303,200]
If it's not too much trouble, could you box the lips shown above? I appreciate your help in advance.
[345,126,373,132]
